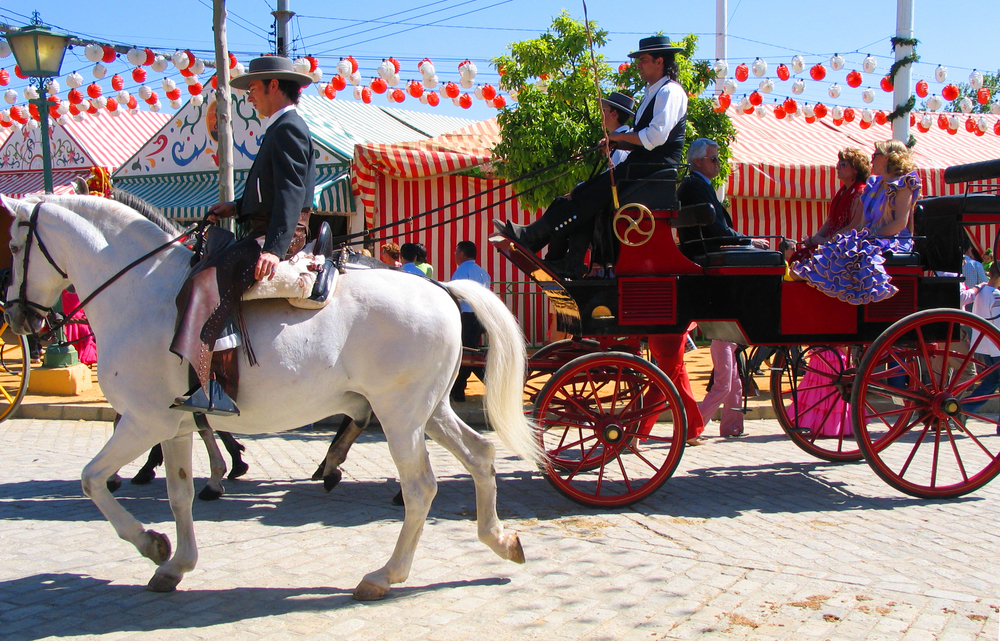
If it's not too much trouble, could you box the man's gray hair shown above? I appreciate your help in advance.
[687,138,719,163]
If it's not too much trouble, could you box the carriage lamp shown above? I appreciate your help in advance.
[5,24,70,195]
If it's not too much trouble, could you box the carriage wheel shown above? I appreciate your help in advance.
[0,306,30,422]
[771,345,865,462]
[534,353,686,507]
[852,309,1000,499]
[524,339,603,403]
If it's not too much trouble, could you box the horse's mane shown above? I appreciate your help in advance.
[109,189,184,235]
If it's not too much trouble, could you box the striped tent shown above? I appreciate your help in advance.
[728,109,1000,251]
[0,111,168,197]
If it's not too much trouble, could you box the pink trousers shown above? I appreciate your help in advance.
[698,340,744,437]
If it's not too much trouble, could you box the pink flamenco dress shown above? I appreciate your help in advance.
[788,348,851,437]
[61,290,98,366]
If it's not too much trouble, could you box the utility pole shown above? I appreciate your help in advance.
[715,0,727,93]
[272,0,294,57]
[892,0,914,143]
[214,0,235,204]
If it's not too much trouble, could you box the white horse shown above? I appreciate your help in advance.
[1,194,541,600]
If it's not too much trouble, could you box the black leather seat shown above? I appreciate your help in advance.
[618,168,678,211]
[882,251,922,267]
[691,247,785,267]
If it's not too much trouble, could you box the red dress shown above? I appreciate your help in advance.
[62,290,97,366]
[790,180,866,263]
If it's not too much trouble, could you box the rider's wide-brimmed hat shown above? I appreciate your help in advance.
[600,91,635,116]
[627,35,684,58]
[230,56,313,91]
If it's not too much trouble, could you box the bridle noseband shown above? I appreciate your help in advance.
[6,202,69,324]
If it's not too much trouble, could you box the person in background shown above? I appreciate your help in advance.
[449,241,491,402]
[414,243,435,280]
[400,242,425,276]
[698,339,745,438]
[961,260,1000,436]
[963,239,987,288]
[380,242,401,268]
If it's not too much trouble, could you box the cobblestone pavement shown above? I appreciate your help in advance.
[0,417,997,641]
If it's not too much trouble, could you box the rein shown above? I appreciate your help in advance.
[9,201,204,340]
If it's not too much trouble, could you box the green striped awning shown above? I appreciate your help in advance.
[115,165,352,221]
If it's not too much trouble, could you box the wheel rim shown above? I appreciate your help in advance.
[534,353,685,507]
[524,340,602,403]
[0,306,30,423]
[771,346,864,462]
[853,310,1000,498]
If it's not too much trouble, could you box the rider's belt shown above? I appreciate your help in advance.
[246,209,312,259]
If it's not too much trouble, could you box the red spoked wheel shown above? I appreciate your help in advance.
[771,345,865,462]
[524,339,603,403]
[852,309,1000,498]
[534,352,686,507]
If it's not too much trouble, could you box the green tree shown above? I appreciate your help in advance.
[491,15,736,209]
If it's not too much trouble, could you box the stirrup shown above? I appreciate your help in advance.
[170,379,240,416]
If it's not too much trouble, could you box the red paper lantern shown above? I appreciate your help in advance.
[846,70,863,88]
[68,104,79,117]
[832,118,844,126]
[331,75,347,91]
[782,97,797,114]
[977,87,991,105]
[361,87,372,104]
[166,88,182,100]
[965,117,976,132]
[427,92,440,107]
[813,103,828,118]
[106,97,118,112]
[0,69,8,86]
[734,63,748,82]
[179,66,193,78]
[183,50,196,70]
[995,121,1000,135]
[87,83,103,99]
[618,62,629,74]
[773,105,786,119]
[14,65,25,79]
[937,114,949,129]
[307,56,319,72]
[111,74,124,91]
[132,67,147,83]
[47,95,60,108]
[975,128,985,137]
[947,126,957,135]
[805,115,816,124]
[915,79,929,98]
[942,84,959,101]
[144,49,155,66]
[323,83,336,99]
[346,56,359,74]
[748,90,762,106]
[391,88,405,102]
[880,76,893,92]
[87,102,98,114]
[188,83,203,96]
[843,107,855,122]
[145,90,158,105]
[388,57,400,74]
[102,45,116,64]
[717,93,731,110]
[917,120,929,133]
[493,95,506,109]
[371,78,387,94]
[0,119,9,128]
[407,81,423,98]
[9,105,23,123]
[127,95,138,109]
[444,82,460,99]
[874,110,887,125]
[481,84,496,101]
[210,76,217,90]
[776,64,790,81]
[459,93,473,109]
[859,119,872,130]
[809,64,826,81]
[68,89,83,105]
[28,103,39,121]
[909,113,916,126]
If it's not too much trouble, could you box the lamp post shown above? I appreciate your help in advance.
[6,23,78,368]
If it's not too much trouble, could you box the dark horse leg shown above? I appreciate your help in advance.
[312,413,371,492]
[218,431,248,479]
[130,445,163,485]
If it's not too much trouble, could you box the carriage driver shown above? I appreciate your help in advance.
[496,35,688,278]
[170,55,331,414]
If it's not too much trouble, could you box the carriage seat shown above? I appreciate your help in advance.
[617,168,678,211]
[690,246,785,267]
[882,251,921,267]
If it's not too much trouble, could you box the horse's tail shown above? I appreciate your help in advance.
[442,280,543,465]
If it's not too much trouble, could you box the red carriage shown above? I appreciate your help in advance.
[483,159,1000,507]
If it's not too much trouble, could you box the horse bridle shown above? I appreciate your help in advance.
[6,201,203,339]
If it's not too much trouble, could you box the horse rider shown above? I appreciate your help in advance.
[171,55,331,414]
[497,35,689,278]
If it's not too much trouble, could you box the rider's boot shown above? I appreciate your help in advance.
[309,221,336,302]
[545,230,589,279]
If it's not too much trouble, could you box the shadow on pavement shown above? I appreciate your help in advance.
[0,573,510,640]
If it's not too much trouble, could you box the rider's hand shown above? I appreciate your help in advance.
[751,239,770,250]
[207,201,237,224]
[255,252,280,281]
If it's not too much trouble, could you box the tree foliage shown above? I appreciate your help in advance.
[491,14,736,209]
[942,69,999,114]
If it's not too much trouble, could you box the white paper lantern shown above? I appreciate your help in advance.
[960,97,973,113]
[45,79,60,95]
[92,63,107,80]
[150,100,162,112]
[0,42,10,58]
[57,115,70,126]
[126,48,146,66]
[184,75,200,86]
[310,68,324,83]
[422,75,438,89]
[57,101,70,115]
[458,60,477,81]
[828,83,841,99]
[24,86,38,100]
[990,101,1000,116]
[419,60,436,79]
[752,58,767,77]
[3,89,16,104]
[26,119,38,131]
[862,87,876,103]
[927,94,943,111]
[831,105,844,120]
[336,59,352,76]
[293,57,311,74]
[191,95,204,107]
[830,54,845,71]
[755,104,766,118]
[353,86,362,100]
[138,85,152,100]
[191,60,206,75]
[935,65,948,83]
[117,90,130,103]
[316,82,327,96]
[863,55,877,74]
[85,43,104,63]
[129,108,139,116]
[460,78,474,89]
[172,51,190,70]
[977,116,988,133]
[947,115,959,130]
[233,63,246,79]
[722,78,737,95]
[790,55,804,74]
[452,97,461,106]
[419,93,429,104]
[759,78,774,94]
[792,78,805,95]
[802,103,815,118]
[93,96,107,109]
[161,78,176,92]
[349,71,361,86]
[713,59,728,79]
[151,56,168,73]
[386,89,395,103]
[66,72,84,88]
[80,99,91,112]
[861,108,874,123]
[920,113,933,129]
[168,98,183,109]
[969,70,984,90]
[474,85,484,100]
[387,73,398,87]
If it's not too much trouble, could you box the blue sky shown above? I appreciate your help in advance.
[2,1,996,121]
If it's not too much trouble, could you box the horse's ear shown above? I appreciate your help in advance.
[71,177,90,195]
[0,194,17,219]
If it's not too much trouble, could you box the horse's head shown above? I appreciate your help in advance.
[1,195,72,335]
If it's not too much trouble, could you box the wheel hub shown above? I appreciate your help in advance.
[930,392,961,419]
[601,422,624,444]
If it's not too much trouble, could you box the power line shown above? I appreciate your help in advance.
[300,0,462,43]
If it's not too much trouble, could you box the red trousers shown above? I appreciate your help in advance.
[647,333,705,440]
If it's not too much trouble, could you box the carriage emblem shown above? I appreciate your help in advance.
[612,203,655,246]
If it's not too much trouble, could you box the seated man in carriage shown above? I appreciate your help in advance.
[497,35,689,279]
[170,56,332,414]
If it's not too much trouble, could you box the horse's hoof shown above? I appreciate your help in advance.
[227,461,249,480]
[505,533,525,564]
[391,489,405,506]
[131,468,156,485]
[140,530,171,565]
[353,579,389,601]
[198,485,223,501]
[311,463,326,481]
[147,572,181,592]
[323,469,342,493]
[106,475,122,493]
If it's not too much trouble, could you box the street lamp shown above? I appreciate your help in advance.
[5,24,77,368]
[5,24,70,194]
